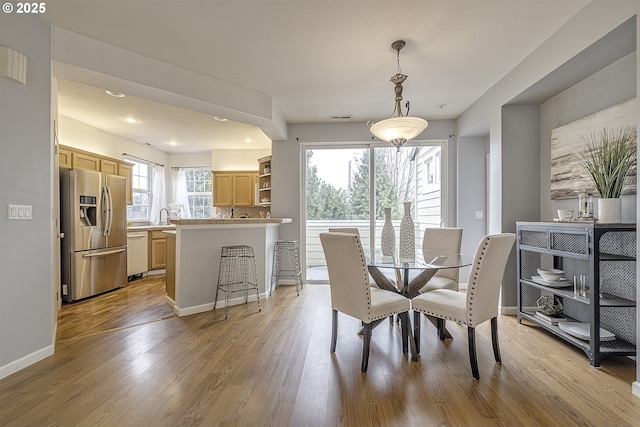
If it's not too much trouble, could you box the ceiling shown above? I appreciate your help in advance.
[44,0,592,153]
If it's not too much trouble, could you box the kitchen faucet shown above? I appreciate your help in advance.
[159,208,169,225]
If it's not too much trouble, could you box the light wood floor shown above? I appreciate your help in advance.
[1,275,639,427]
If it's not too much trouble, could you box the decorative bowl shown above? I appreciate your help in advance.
[537,268,564,282]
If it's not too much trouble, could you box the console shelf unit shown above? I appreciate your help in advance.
[516,221,636,367]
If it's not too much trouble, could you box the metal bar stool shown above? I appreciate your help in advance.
[215,245,262,319]
[271,240,303,295]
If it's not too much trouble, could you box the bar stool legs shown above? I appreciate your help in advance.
[215,245,261,319]
[271,240,303,295]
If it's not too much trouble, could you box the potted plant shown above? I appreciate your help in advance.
[579,126,636,223]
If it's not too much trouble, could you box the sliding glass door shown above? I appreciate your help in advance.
[304,143,444,283]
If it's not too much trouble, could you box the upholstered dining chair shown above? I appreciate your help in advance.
[320,232,411,372]
[419,227,463,293]
[411,233,516,380]
[329,227,383,289]
[328,227,361,236]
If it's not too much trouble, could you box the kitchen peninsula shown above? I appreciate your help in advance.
[165,218,292,316]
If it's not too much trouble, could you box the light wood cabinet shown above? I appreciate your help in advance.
[117,163,133,205]
[58,146,72,168]
[72,152,100,171]
[213,171,258,207]
[100,158,118,175]
[59,145,133,205]
[148,230,167,270]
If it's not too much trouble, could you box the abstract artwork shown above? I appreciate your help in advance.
[550,98,637,200]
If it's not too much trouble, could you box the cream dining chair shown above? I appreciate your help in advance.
[328,227,382,289]
[320,232,411,372]
[419,227,463,293]
[411,233,516,380]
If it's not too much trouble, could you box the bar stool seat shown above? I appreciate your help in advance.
[215,245,261,319]
[271,240,303,295]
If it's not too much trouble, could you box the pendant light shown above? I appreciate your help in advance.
[367,40,428,151]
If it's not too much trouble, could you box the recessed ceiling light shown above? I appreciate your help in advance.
[244,139,252,143]
[124,117,139,124]
[214,116,228,122]
[106,90,125,98]
[168,140,178,146]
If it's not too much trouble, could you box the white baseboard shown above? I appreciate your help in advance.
[500,306,517,315]
[174,292,268,317]
[0,344,54,381]
[633,381,640,398]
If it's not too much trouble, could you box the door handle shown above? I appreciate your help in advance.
[82,248,126,258]
[57,232,65,239]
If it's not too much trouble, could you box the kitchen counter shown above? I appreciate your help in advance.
[127,224,176,231]
[167,218,292,316]
[170,218,291,225]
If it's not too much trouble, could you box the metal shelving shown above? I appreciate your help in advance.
[516,222,636,367]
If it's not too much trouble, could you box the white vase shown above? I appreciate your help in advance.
[381,207,395,256]
[399,202,415,259]
[597,198,622,223]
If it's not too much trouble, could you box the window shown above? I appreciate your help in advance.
[185,168,213,218]
[126,159,151,221]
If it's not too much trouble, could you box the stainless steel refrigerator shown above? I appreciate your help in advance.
[60,168,127,302]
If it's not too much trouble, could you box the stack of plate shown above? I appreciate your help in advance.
[532,268,571,288]
[558,322,615,341]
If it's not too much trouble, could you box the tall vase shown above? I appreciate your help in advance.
[381,207,395,256]
[598,198,622,223]
[399,202,415,259]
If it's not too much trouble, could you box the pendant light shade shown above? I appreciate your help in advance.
[367,40,428,151]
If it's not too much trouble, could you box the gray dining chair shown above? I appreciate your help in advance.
[419,227,463,293]
[320,232,411,372]
[411,233,516,380]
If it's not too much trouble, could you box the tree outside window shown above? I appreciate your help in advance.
[185,168,213,218]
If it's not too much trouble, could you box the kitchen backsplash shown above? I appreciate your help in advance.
[216,206,271,219]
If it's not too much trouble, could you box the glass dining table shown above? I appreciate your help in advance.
[367,249,473,361]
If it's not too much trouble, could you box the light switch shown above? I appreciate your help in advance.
[7,204,32,220]
[475,210,484,219]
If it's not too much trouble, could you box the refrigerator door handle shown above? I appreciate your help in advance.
[101,185,109,236]
[82,248,126,258]
[106,185,113,236]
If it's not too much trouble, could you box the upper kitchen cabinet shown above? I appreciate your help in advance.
[213,171,258,207]
[117,163,133,205]
[257,156,271,206]
[59,145,133,204]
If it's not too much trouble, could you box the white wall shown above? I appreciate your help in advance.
[211,149,271,171]
[58,115,169,166]
[0,15,54,379]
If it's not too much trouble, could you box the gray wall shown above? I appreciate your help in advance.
[457,136,488,277]
[540,53,637,222]
[0,15,54,375]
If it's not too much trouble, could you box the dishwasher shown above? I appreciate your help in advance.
[127,232,148,278]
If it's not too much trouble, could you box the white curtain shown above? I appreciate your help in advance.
[149,165,167,224]
[169,168,191,219]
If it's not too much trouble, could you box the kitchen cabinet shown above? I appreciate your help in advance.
[58,146,72,168]
[257,155,271,206]
[213,171,258,207]
[100,158,118,175]
[148,230,167,270]
[72,151,100,171]
[117,163,133,205]
[516,221,636,367]
[59,145,133,205]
